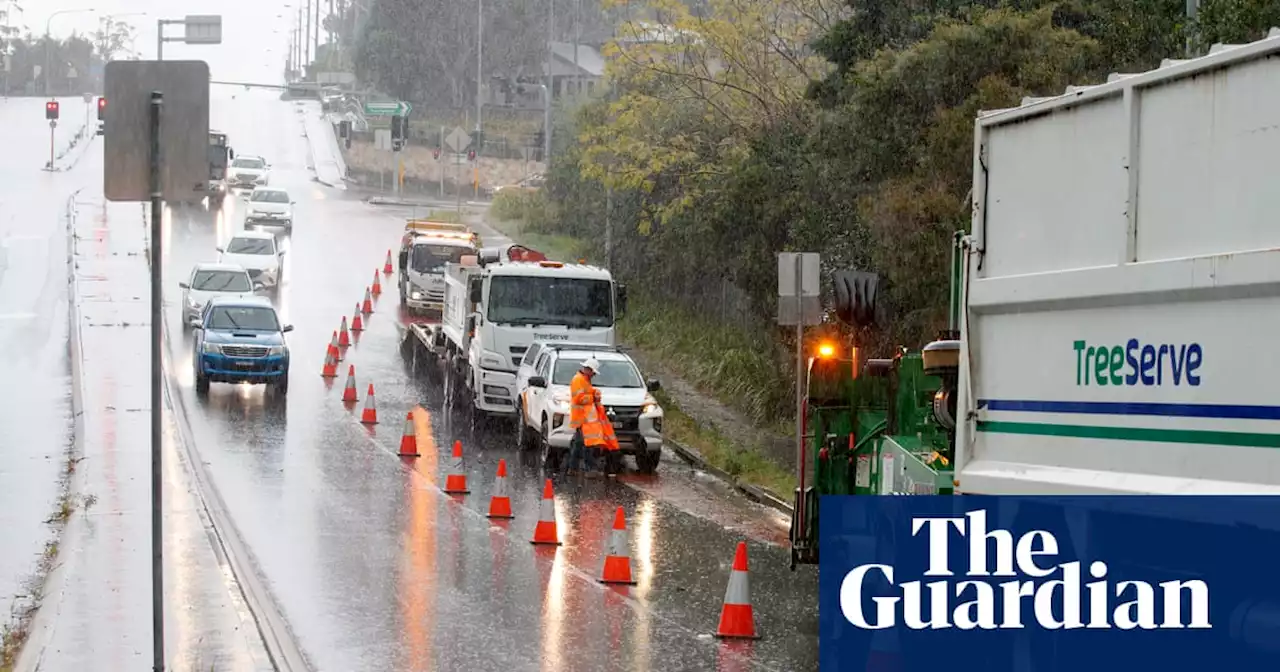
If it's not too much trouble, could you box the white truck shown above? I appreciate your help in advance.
[408,244,627,421]
[396,220,481,315]
[955,28,1280,496]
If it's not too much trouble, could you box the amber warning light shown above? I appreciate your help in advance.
[817,342,835,358]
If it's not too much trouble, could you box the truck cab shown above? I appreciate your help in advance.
[397,220,480,315]
[436,248,627,419]
[207,131,232,205]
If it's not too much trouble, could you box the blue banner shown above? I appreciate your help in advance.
[818,495,1280,671]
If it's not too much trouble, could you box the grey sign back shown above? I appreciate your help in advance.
[103,60,211,202]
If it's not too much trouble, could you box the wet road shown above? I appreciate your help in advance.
[0,95,98,608]
[154,88,818,670]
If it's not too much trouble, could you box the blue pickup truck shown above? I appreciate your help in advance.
[193,296,292,395]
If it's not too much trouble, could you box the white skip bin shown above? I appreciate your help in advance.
[955,29,1280,496]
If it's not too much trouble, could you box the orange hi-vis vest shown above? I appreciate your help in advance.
[570,371,606,447]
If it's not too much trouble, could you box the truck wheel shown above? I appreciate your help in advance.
[636,449,660,474]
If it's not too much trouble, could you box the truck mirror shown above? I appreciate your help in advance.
[616,283,629,316]
[529,375,547,388]
[468,278,482,304]
[228,148,235,159]
[466,315,476,335]
[646,378,661,392]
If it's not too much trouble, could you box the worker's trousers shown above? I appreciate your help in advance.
[567,429,598,473]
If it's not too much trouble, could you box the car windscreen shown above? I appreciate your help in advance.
[552,358,643,387]
[232,158,265,169]
[204,305,279,331]
[487,276,613,327]
[191,270,252,292]
[250,190,289,203]
[410,244,472,273]
[225,238,273,254]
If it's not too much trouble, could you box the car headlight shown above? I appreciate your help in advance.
[480,352,505,369]
[552,393,571,414]
[410,290,423,300]
[642,402,660,415]
[202,342,222,354]
[267,345,285,356]
[186,296,199,308]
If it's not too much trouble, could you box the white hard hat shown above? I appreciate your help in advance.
[582,357,601,372]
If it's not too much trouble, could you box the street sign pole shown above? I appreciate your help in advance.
[147,89,165,672]
[47,119,55,170]
[439,126,445,197]
[777,252,821,558]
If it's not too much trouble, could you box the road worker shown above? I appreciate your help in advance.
[566,357,607,475]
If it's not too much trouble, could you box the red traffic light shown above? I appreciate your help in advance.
[45,100,59,120]
[97,96,106,112]
[467,149,476,161]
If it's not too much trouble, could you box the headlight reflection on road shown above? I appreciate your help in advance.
[400,450,436,671]
[630,500,656,670]
[540,545,567,672]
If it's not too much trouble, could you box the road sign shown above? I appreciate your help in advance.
[445,126,471,153]
[363,100,411,117]
[777,252,822,326]
[183,16,223,45]
[103,60,211,202]
[374,128,392,151]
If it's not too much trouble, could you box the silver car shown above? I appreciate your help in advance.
[179,263,256,328]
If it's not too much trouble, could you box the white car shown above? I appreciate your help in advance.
[178,262,256,328]
[514,344,665,473]
[218,231,284,290]
[244,187,294,229]
[228,155,269,189]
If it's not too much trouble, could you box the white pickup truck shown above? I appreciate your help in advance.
[955,28,1280,496]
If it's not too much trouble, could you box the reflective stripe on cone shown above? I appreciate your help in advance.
[443,440,469,494]
[487,459,513,518]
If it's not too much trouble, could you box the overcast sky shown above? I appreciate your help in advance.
[15,0,301,82]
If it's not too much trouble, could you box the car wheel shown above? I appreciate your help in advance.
[272,374,289,396]
[517,404,537,451]
[195,369,210,395]
[541,418,562,471]
[636,449,660,474]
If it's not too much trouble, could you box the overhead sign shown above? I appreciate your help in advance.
[363,100,411,117]
[103,60,211,202]
[183,16,223,45]
[445,127,471,153]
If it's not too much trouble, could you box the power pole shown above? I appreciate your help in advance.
[304,0,311,68]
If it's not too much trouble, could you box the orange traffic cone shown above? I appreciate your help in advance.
[361,384,378,424]
[530,479,561,545]
[351,304,364,331]
[321,350,337,378]
[715,542,760,639]
[342,365,358,402]
[362,287,374,314]
[599,506,637,585]
[398,411,419,457]
[338,315,351,346]
[383,249,394,274]
[443,440,469,494]
[329,331,343,361]
[487,459,513,519]
[372,269,382,296]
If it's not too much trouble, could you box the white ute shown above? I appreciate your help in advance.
[244,187,294,230]
[955,28,1280,496]
[218,231,284,290]
[515,344,665,473]
[228,155,269,190]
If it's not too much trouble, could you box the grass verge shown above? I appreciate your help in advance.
[655,390,797,495]
[486,209,796,498]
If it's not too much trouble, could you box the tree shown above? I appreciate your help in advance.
[92,18,137,62]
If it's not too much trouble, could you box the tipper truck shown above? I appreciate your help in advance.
[396,219,481,315]
[792,28,1280,567]
[405,243,627,422]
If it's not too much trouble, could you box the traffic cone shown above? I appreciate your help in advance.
[383,249,394,274]
[321,350,337,378]
[361,384,378,424]
[487,459,514,519]
[342,365,358,402]
[351,304,364,331]
[443,440,469,494]
[338,315,351,346]
[398,411,419,457]
[599,506,637,585]
[329,331,343,361]
[530,479,561,545]
[372,269,382,296]
[362,287,374,314]
[715,542,760,639]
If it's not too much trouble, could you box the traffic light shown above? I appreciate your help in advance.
[467,149,476,162]
[97,96,106,118]
[432,148,440,160]
[45,100,59,120]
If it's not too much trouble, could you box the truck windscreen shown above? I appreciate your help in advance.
[486,276,613,328]
[411,244,471,273]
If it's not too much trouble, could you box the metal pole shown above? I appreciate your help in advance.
[296,9,302,71]
[475,0,482,137]
[439,125,445,197]
[148,89,166,672]
[605,182,612,270]
[1185,0,1199,56]
[156,19,163,61]
[304,0,311,67]
[793,261,804,541]
[542,85,551,164]
[314,0,320,63]
[47,121,54,169]
[544,0,554,164]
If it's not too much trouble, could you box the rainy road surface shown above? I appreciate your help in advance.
[0,95,99,613]
[81,87,819,670]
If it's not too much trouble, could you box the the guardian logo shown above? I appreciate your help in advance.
[840,510,1211,631]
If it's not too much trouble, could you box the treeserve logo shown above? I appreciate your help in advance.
[1073,339,1203,387]
[838,509,1211,631]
